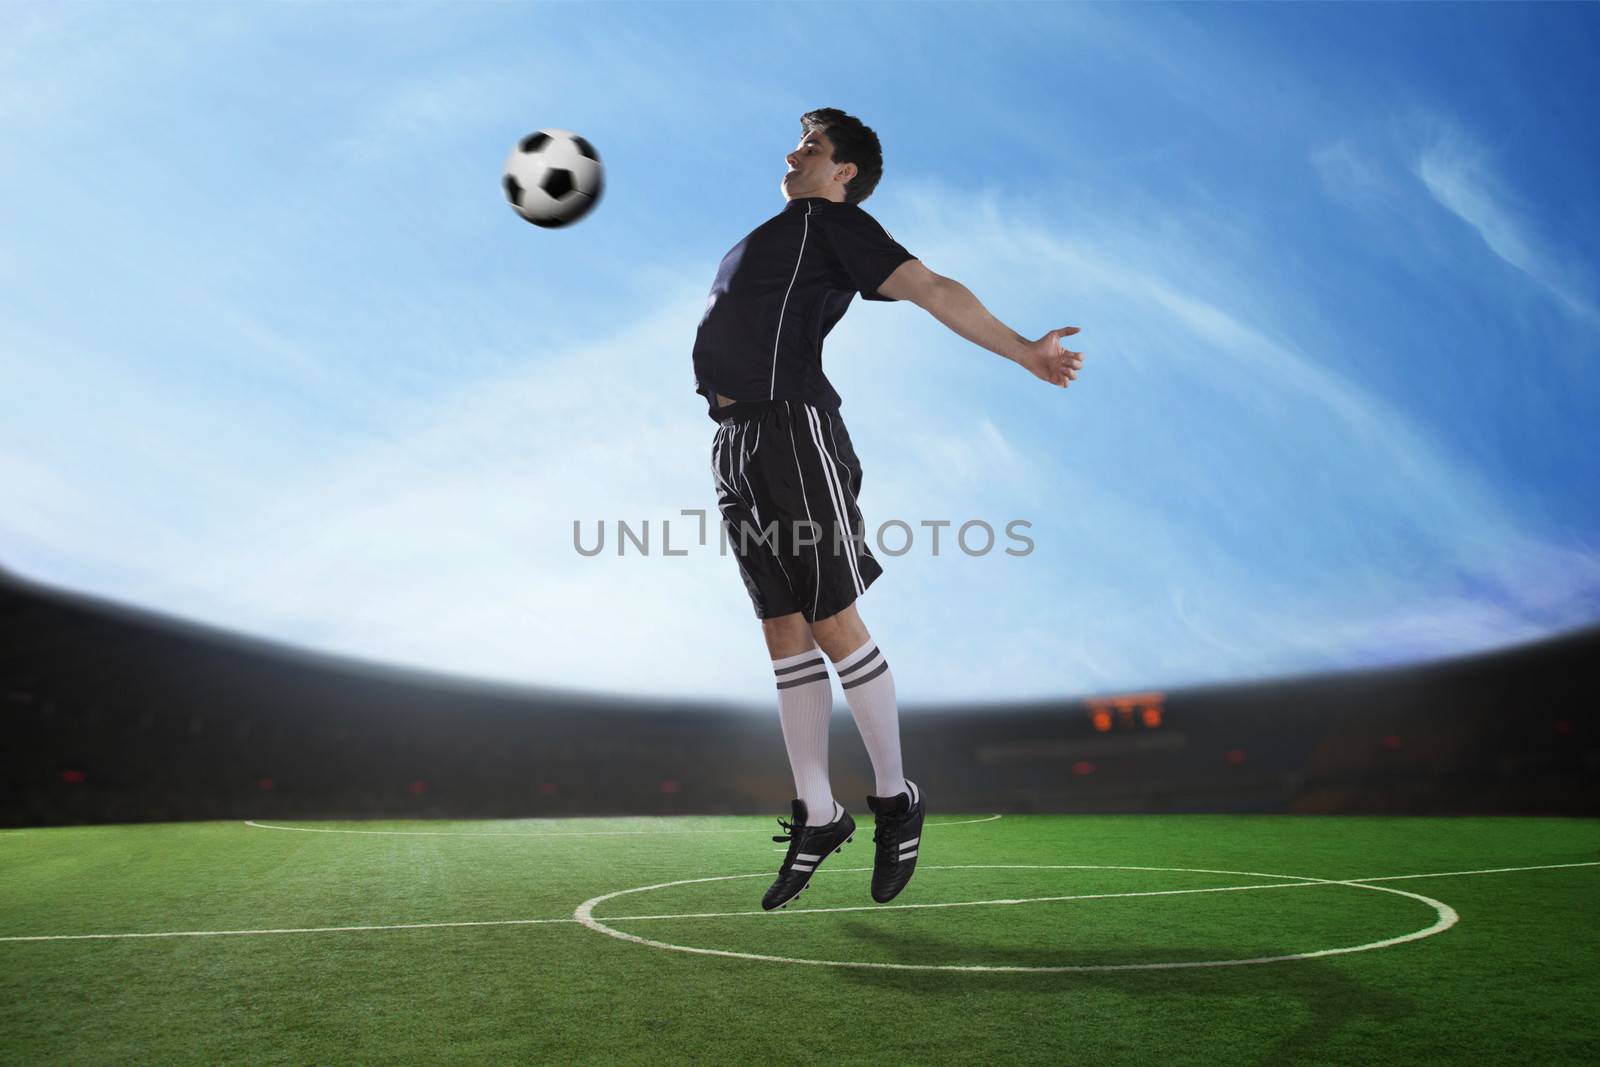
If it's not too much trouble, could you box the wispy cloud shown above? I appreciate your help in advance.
[1416,128,1600,330]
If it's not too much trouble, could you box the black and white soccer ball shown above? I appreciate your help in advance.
[502,129,604,228]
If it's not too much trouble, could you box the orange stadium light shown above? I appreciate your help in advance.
[1084,692,1167,730]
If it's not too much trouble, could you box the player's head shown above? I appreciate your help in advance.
[784,108,884,206]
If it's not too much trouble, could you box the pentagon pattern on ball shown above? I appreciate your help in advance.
[541,167,574,200]
[503,127,605,229]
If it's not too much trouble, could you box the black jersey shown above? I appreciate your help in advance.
[692,196,917,421]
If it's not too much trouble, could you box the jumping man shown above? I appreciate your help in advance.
[691,107,1084,911]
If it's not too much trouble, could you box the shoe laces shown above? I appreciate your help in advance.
[773,816,805,866]
[872,810,910,865]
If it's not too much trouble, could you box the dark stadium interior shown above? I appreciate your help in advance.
[3,565,1595,827]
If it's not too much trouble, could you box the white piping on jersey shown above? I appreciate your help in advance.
[770,202,815,400]
[802,402,864,595]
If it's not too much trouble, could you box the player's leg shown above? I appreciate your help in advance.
[762,612,837,827]
[758,610,856,910]
[816,605,925,903]
[810,603,906,800]
[761,610,817,658]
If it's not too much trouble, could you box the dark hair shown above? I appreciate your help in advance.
[801,107,884,205]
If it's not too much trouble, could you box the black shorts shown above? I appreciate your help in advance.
[710,398,882,623]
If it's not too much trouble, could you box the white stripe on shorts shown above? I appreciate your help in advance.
[803,403,864,595]
[784,402,824,619]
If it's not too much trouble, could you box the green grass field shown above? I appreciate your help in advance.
[2,814,1596,1065]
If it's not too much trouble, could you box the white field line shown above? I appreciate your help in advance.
[1340,861,1600,883]
[575,863,1468,973]
[244,814,1002,839]
[1,859,1592,945]
[0,917,577,943]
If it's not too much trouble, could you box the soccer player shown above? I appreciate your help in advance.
[692,108,1084,911]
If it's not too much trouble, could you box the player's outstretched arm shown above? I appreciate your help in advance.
[882,262,1084,389]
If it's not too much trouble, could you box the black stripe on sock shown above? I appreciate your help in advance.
[840,658,889,690]
[835,646,881,678]
[776,671,831,690]
[773,656,827,677]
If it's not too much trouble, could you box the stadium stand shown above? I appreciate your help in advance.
[2,566,1595,825]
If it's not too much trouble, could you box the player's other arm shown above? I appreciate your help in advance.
[877,259,1084,389]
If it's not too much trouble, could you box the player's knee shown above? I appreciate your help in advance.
[810,604,869,659]
[761,612,814,657]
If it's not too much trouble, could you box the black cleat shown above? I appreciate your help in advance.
[867,780,926,903]
[762,799,856,912]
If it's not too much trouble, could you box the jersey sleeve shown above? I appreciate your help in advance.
[824,206,917,302]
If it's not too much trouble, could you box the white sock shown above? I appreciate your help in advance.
[772,648,837,826]
[834,639,908,798]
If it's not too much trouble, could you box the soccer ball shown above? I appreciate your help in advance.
[502,129,604,228]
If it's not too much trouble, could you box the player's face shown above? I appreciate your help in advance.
[782,130,845,201]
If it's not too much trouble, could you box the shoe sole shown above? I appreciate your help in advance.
[769,835,853,910]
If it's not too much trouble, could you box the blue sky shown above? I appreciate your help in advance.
[2,1,1597,706]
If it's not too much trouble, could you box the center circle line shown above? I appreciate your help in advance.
[573,863,1459,973]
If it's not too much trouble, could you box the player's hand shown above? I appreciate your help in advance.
[1020,327,1084,388]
